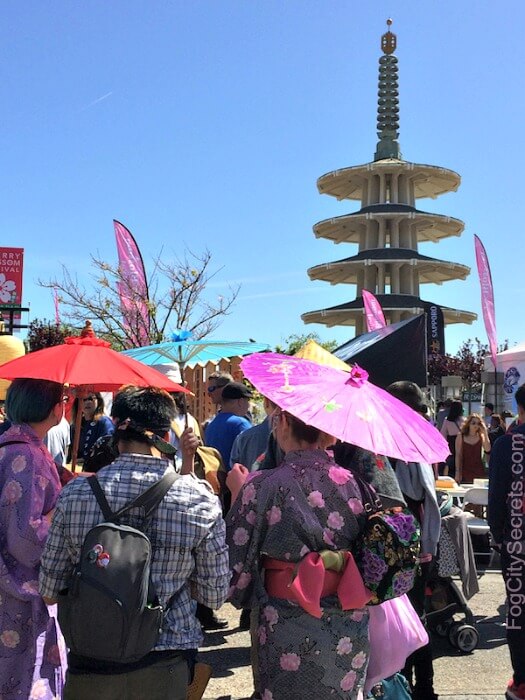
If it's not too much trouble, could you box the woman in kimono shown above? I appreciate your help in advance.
[0,378,66,699]
[226,409,371,700]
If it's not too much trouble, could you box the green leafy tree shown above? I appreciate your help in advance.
[26,318,75,352]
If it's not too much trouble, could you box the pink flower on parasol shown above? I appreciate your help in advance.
[240,352,449,464]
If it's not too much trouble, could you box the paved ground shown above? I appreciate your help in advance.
[198,569,512,699]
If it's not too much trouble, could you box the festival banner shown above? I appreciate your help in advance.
[0,248,24,324]
[423,302,445,356]
[113,220,150,345]
[362,289,386,332]
[474,234,498,369]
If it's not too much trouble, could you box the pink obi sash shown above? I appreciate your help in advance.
[263,550,372,619]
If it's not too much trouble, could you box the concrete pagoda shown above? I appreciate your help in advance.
[302,20,477,336]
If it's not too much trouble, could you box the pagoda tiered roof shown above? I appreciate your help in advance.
[317,159,461,201]
[314,206,464,244]
[308,249,470,285]
[302,295,477,327]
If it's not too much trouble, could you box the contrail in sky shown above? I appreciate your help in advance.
[79,91,113,112]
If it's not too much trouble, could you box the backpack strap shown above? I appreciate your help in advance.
[0,440,25,448]
[88,476,116,521]
[116,468,179,520]
[88,468,179,523]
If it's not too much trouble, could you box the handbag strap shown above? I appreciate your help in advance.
[351,472,383,514]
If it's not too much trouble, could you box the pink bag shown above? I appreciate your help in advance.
[365,594,429,694]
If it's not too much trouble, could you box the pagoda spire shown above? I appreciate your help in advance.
[374,19,401,161]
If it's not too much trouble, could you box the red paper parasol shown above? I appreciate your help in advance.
[0,322,190,468]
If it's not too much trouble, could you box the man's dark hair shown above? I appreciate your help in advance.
[446,400,464,422]
[113,386,176,446]
[515,384,525,411]
[208,371,233,387]
[284,412,321,444]
[386,380,428,415]
[6,378,63,424]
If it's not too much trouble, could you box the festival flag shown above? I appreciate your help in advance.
[113,220,150,345]
[362,289,386,332]
[474,234,498,368]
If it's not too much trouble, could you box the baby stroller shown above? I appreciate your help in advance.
[425,491,480,653]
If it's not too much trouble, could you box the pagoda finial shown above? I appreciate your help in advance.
[374,19,402,161]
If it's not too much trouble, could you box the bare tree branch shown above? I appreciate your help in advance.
[39,248,240,350]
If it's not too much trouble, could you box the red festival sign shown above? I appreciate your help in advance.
[0,248,24,309]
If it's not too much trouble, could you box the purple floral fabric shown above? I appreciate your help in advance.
[226,449,370,699]
[0,424,65,699]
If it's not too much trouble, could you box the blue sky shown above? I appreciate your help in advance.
[0,2,522,353]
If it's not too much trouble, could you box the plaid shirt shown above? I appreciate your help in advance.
[39,453,230,650]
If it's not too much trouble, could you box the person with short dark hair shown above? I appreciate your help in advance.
[206,371,233,408]
[0,378,66,697]
[40,386,229,700]
[483,402,495,427]
[488,383,525,700]
[435,398,451,431]
[488,413,506,446]
[204,382,252,469]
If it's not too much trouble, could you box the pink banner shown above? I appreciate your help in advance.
[113,220,150,345]
[0,247,24,321]
[362,290,387,332]
[474,234,498,368]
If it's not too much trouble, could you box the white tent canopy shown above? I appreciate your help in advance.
[485,341,525,412]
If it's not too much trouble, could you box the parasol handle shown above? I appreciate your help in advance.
[70,388,87,472]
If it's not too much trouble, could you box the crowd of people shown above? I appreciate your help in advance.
[0,367,523,700]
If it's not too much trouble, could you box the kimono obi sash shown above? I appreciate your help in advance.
[263,550,372,618]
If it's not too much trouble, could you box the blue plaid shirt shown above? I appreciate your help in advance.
[39,454,230,650]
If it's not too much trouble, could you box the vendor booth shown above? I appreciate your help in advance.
[485,341,525,414]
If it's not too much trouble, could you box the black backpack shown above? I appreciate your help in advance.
[58,468,178,663]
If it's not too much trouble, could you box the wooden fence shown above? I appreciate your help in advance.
[183,356,244,427]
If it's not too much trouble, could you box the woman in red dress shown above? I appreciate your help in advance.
[455,413,491,484]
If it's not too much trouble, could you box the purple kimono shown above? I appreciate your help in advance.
[226,449,370,700]
[0,424,66,699]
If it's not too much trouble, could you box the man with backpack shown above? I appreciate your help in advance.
[39,386,230,700]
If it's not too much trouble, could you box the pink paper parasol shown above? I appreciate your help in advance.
[240,352,449,464]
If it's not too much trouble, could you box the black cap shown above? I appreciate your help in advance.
[221,382,253,400]
[484,402,494,411]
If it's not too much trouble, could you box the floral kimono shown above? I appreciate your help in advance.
[226,449,370,700]
[0,424,66,699]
